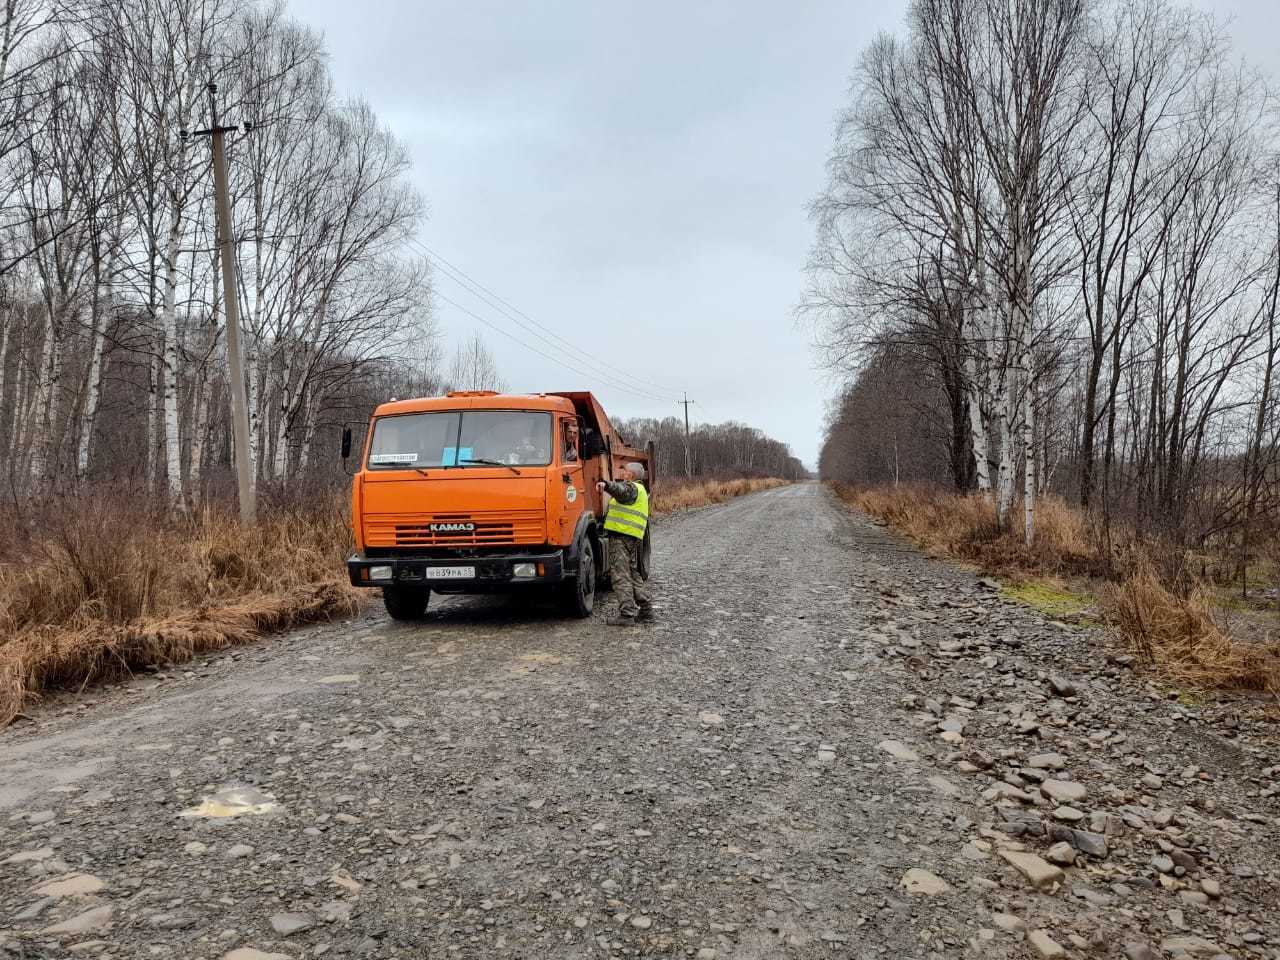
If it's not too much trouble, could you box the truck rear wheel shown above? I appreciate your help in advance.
[383,585,429,621]
[563,538,597,618]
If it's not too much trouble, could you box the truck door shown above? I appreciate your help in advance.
[555,416,587,545]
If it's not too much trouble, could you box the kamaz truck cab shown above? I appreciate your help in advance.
[344,390,653,620]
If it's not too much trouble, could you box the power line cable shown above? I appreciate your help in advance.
[432,290,676,405]
[418,240,679,398]
[424,256,679,404]
[410,239,681,399]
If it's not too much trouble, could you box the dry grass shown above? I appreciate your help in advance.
[0,490,360,727]
[843,483,1105,580]
[1103,565,1280,696]
[653,477,791,514]
[840,482,1280,698]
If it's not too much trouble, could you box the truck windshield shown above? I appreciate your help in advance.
[367,410,552,469]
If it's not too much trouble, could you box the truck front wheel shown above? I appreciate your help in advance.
[562,538,597,618]
[383,585,430,621]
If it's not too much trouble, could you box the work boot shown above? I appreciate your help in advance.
[636,606,656,623]
[607,615,638,627]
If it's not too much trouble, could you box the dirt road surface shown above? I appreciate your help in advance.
[2,483,1278,959]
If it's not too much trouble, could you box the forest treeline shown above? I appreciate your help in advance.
[0,0,448,505]
[807,0,1280,557]
[616,417,808,485]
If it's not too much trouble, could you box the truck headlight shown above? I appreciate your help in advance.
[368,565,393,582]
[512,563,536,578]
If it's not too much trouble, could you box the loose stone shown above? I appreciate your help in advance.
[992,913,1026,933]
[877,740,919,761]
[1045,841,1076,866]
[42,906,113,936]
[269,913,314,936]
[999,851,1065,891]
[1027,752,1066,771]
[32,874,105,899]
[1041,780,1088,804]
[899,868,950,895]
[1028,930,1066,958]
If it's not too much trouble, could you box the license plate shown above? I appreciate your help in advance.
[426,566,475,580]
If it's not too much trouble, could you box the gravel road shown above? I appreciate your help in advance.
[2,483,1278,960]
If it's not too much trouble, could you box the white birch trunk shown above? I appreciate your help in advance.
[273,395,291,480]
[1023,373,1036,547]
[45,316,66,481]
[12,327,30,475]
[959,220,994,497]
[188,360,213,497]
[28,307,56,485]
[992,292,1017,528]
[273,343,297,482]
[299,385,323,471]
[77,265,110,479]
[994,370,1017,527]
[964,357,992,492]
[1018,237,1037,546]
[0,315,9,430]
[160,208,185,506]
[248,201,268,480]
[299,409,318,472]
[247,348,263,479]
[980,264,1006,511]
[145,349,158,491]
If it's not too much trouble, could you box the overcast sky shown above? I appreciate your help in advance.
[293,0,1277,469]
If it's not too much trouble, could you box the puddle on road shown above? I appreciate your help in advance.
[180,785,280,819]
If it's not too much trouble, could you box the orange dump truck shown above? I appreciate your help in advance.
[343,390,653,620]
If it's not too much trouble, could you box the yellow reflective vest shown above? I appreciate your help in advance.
[603,482,649,539]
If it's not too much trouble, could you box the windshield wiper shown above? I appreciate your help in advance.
[460,457,522,476]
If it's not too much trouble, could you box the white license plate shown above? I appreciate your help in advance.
[426,566,476,580]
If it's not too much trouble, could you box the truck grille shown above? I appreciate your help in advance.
[365,510,544,547]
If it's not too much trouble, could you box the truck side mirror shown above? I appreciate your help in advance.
[340,427,352,460]
[581,430,605,458]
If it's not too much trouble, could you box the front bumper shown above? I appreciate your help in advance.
[347,550,566,593]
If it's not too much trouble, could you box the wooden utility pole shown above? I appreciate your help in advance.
[186,82,255,523]
[679,392,694,478]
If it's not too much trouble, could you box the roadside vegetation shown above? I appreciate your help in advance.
[654,477,791,514]
[837,484,1280,700]
[0,474,790,728]
[0,489,359,728]
[804,0,1280,707]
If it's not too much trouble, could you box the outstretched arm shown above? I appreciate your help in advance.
[597,479,638,504]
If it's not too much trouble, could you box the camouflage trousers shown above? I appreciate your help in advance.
[609,535,652,618]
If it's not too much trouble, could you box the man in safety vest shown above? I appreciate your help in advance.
[596,462,654,626]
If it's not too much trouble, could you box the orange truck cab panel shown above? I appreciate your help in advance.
[345,390,652,617]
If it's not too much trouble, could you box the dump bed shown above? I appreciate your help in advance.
[550,391,655,490]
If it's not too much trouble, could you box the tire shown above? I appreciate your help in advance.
[382,585,429,621]
[562,537,597,618]
[637,527,652,581]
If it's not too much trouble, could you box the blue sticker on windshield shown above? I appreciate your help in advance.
[460,447,474,462]
[442,446,457,466]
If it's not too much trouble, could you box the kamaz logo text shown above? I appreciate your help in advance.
[429,522,476,532]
